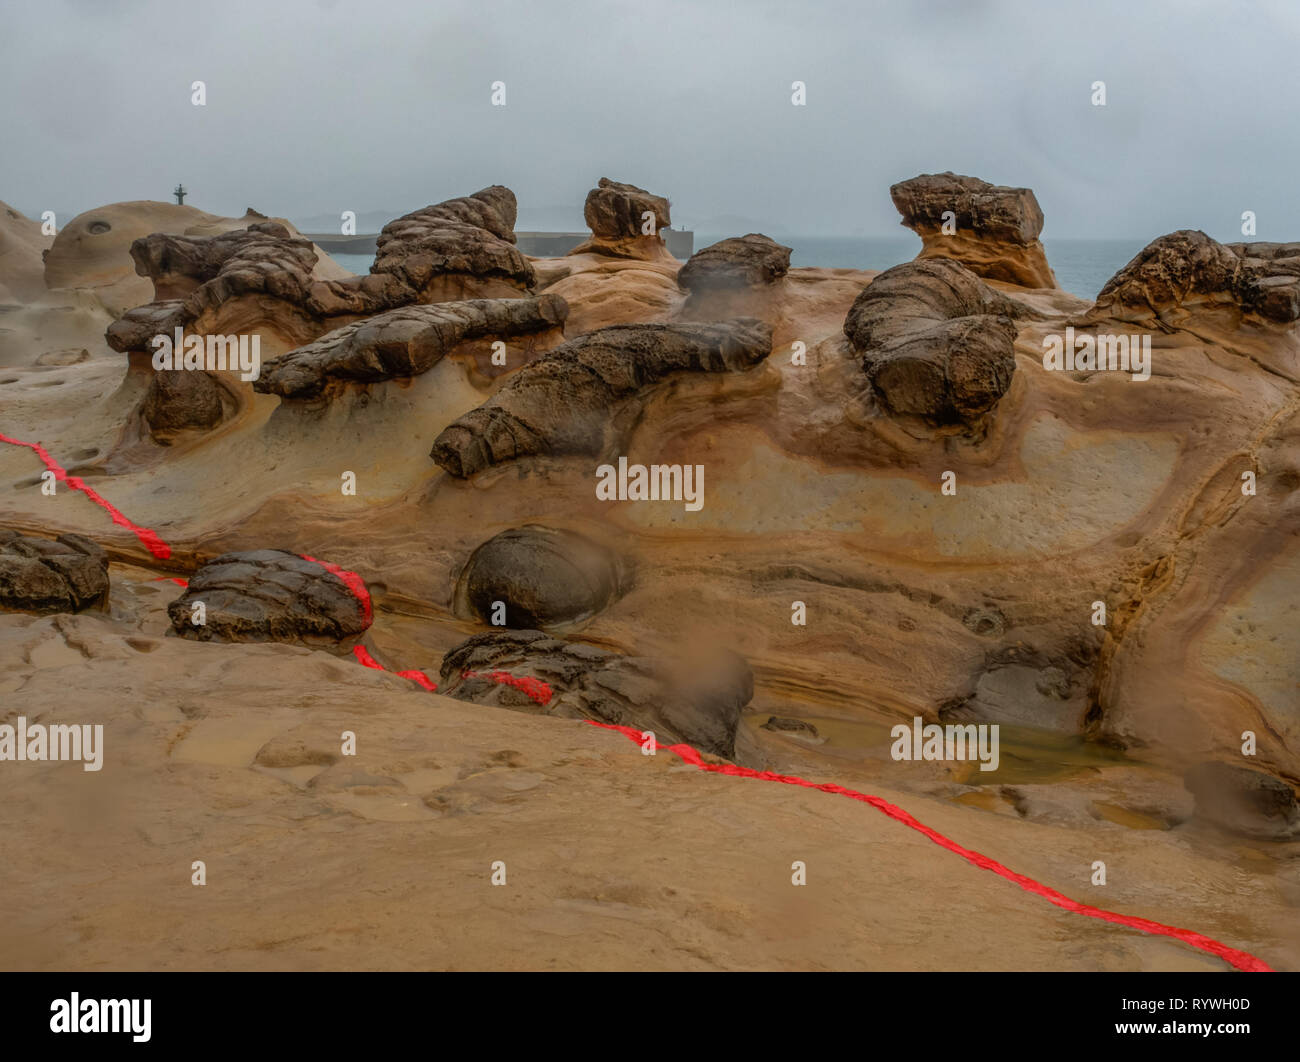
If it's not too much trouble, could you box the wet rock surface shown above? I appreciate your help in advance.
[167,549,371,644]
[0,530,109,613]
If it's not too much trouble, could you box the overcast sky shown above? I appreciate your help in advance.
[2,0,1297,240]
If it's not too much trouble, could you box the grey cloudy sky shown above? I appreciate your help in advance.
[2,0,1297,239]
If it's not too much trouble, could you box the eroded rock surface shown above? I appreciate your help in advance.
[370,185,535,299]
[568,178,674,260]
[455,525,627,628]
[106,222,322,354]
[0,531,108,613]
[431,317,772,476]
[438,629,753,757]
[141,369,226,439]
[1184,762,1300,841]
[677,233,791,294]
[891,172,1057,289]
[843,258,1021,424]
[255,295,569,400]
[1088,230,1300,328]
[167,550,371,643]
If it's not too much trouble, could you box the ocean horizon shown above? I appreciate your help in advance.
[328,235,1147,302]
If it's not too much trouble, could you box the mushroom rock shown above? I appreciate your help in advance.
[843,257,1022,426]
[567,177,675,261]
[0,531,109,614]
[166,549,371,644]
[107,222,332,360]
[1086,230,1300,330]
[370,185,536,301]
[430,317,773,477]
[674,233,792,321]
[438,628,753,758]
[44,202,349,317]
[454,525,628,629]
[891,172,1058,290]
[254,294,569,400]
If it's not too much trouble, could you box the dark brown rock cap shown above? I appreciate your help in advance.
[255,294,569,400]
[676,233,792,294]
[0,530,109,614]
[1092,229,1300,325]
[891,172,1045,244]
[372,185,535,292]
[584,178,671,238]
[455,525,627,629]
[167,549,371,644]
[843,257,1021,425]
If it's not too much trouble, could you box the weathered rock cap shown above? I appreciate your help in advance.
[255,294,569,400]
[843,257,1022,425]
[1090,230,1300,326]
[0,530,109,614]
[1184,762,1300,841]
[455,525,627,629]
[372,185,535,293]
[167,549,371,644]
[437,628,753,757]
[583,178,671,238]
[891,172,1045,245]
[676,233,792,294]
[129,221,318,306]
[430,317,773,477]
[105,223,321,354]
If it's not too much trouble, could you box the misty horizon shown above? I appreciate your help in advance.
[4,0,1298,243]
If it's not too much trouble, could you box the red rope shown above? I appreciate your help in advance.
[585,720,1274,973]
[2,430,1274,972]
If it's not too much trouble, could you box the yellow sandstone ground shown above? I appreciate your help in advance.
[0,199,1296,971]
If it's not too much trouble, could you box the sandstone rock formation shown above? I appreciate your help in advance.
[0,531,108,613]
[567,178,674,261]
[431,317,773,476]
[843,258,1021,424]
[255,295,569,400]
[141,369,227,441]
[674,233,792,322]
[44,202,349,316]
[106,222,325,357]
[167,550,371,644]
[0,201,52,302]
[677,234,791,294]
[1087,230,1300,329]
[454,525,627,628]
[108,190,539,370]
[370,185,535,300]
[438,628,753,757]
[891,172,1057,289]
